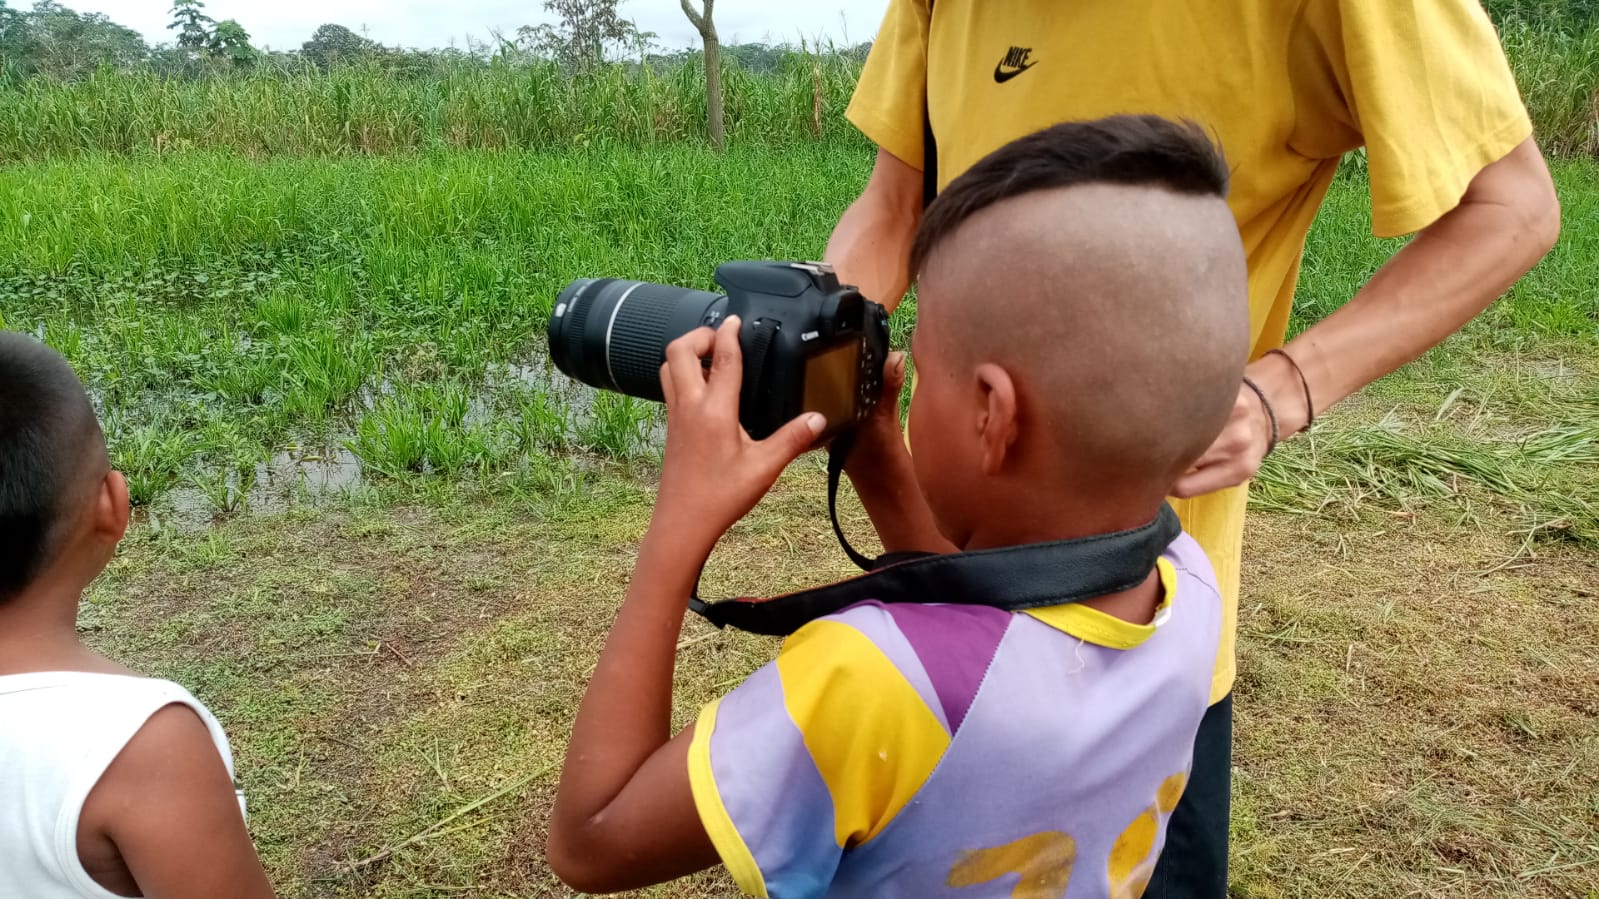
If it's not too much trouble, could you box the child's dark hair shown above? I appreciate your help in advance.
[0,332,106,601]
[910,116,1230,275]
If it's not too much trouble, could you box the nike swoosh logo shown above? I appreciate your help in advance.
[994,60,1037,83]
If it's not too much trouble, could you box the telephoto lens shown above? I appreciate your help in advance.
[548,278,728,401]
[549,261,889,442]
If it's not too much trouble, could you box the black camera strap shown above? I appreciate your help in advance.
[824,430,881,572]
[922,0,939,210]
[688,436,1183,637]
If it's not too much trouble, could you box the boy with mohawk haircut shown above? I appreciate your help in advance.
[547,115,1249,898]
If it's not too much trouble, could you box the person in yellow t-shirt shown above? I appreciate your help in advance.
[825,2,1560,896]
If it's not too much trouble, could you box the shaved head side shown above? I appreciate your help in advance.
[0,331,109,601]
[912,117,1250,493]
[910,116,1231,276]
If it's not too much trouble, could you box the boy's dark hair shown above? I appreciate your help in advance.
[910,115,1230,275]
[0,332,106,601]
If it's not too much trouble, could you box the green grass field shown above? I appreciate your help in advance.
[2,143,1597,898]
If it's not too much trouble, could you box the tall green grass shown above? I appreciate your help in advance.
[1,146,1594,517]
[1503,21,1599,157]
[0,28,1594,162]
[0,56,864,161]
[0,144,876,505]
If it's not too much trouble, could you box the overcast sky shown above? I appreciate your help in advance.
[24,0,890,52]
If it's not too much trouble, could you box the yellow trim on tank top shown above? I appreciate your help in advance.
[1024,556,1178,650]
[688,699,769,897]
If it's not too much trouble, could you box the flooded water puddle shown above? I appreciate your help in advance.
[482,351,668,451]
[130,346,667,532]
[139,446,365,533]
[258,446,364,493]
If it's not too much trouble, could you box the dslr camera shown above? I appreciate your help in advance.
[549,261,889,442]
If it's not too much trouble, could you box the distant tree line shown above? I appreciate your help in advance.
[0,0,870,84]
[3,0,1593,86]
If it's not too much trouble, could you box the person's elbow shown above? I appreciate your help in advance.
[1503,139,1562,265]
[863,146,925,220]
[546,823,615,893]
[1520,167,1562,263]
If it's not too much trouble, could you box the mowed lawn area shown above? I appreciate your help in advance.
[1,148,1595,898]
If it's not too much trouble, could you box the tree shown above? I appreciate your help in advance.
[7,1,148,79]
[168,0,213,52]
[0,1,24,74]
[520,0,654,73]
[208,18,255,68]
[301,23,378,69]
[679,0,723,150]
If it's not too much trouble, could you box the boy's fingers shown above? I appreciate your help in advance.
[707,316,743,407]
[884,352,907,392]
[664,328,716,403]
[762,412,828,468]
[659,362,675,406]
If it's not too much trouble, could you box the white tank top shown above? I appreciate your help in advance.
[0,672,241,899]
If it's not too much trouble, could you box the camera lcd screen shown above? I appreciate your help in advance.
[803,341,861,428]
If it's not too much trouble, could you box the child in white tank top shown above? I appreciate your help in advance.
[0,332,275,899]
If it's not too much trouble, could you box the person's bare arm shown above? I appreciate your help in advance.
[845,351,957,555]
[544,528,721,893]
[824,147,923,312]
[82,705,275,899]
[1174,137,1561,496]
[547,320,827,893]
[825,148,952,553]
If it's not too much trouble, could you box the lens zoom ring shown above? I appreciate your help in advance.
[561,281,600,364]
[608,290,680,396]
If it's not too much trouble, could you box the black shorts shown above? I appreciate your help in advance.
[1147,691,1232,899]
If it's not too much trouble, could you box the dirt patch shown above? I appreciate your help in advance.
[87,351,1597,897]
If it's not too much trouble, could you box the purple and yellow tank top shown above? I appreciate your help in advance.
[688,532,1223,898]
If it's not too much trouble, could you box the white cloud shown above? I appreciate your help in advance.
[22,0,888,53]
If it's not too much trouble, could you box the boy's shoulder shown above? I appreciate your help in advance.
[78,698,236,829]
[1163,530,1224,597]
[784,599,1015,726]
[0,670,206,709]
[0,671,236,777]
[0,672,233,773]
[710,598,1018,749]
[0,672,242,896]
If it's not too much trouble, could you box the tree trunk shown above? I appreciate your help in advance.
[704,34,724,151]
[681,0,724,152]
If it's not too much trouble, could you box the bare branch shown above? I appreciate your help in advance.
[679,0,705,33]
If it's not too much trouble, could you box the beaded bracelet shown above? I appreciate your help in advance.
[1241,375,1279,456]
[1266,348,1315,432]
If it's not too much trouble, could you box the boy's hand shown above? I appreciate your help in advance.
[654,317,827,551]
[851,350,909,458]
[841,352,958,555]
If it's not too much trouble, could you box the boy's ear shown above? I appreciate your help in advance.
[973,363,1019,476]
[94,471,131,545]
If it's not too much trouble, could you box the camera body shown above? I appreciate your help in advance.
[549,261,889,442]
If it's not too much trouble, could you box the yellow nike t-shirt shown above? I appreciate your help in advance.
[847,0,1532,703]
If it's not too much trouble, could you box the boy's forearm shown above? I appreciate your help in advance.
[1264,139,1558,434]
[550,524,708,841]
[846,437,956,555]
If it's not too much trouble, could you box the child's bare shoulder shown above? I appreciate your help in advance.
[82,700,235,833]
[77,703,232,889]
[78,696,274,899]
